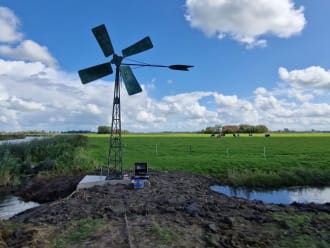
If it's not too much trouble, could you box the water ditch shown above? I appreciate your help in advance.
[0,194,39,220]
[210,185,330,204]
[0,136,45,219]
[0,136,46,145]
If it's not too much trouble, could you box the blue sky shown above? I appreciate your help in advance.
[0,0,329,132]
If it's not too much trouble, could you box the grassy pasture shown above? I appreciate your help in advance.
[86,133,330,188]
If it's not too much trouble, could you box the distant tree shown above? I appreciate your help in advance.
[201,124,222,134]
[214,124,222,133]
[238,124,269,133]
[203,126,216,134]
[255,125,268,133]
[97,125,110,134]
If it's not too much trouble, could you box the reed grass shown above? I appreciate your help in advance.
[0,135,96,187]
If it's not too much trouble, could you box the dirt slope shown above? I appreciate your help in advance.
[1,171,330,247]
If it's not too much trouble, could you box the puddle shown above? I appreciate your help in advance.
[210,185,330,204]
[0,194,39,220]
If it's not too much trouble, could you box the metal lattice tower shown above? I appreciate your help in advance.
[78,24,193,179]
[108,65,122,177]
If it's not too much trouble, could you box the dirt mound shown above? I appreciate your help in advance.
[3,171,330,247]
[16,174,84,203]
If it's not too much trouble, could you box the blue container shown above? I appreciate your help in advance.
[134,179,144,189]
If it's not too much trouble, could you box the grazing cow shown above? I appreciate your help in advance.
[233,134,236,137]
[210,133,215,138]
[265,134,270,138]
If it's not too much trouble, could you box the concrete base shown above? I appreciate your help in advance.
[107,179,131,185]
[77,175,107,190]
[77,175,131,190]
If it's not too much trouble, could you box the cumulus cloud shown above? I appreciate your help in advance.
[0,6,57,67]
[0,40,57,67]
[185,0,306,47]
[279,66,330,89]
[0,6,23,42]
[0,58,330,132]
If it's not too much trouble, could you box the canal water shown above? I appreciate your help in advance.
[0,136,45,145]
[210,185,330,204]
[0,194,39,220]
[0,136,44,219]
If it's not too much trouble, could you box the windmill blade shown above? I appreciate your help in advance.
[122,36,153,58]
[92,24,114,57]
[120,66,142,95]
[78,63,113,84]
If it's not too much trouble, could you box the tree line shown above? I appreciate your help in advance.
[97,126,129,134]
[201,124,269,134]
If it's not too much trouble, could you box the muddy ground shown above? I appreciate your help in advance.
[1,171,330,247]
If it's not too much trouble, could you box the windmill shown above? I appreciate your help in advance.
[78,24,193,179]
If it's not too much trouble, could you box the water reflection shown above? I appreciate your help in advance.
[210,185,330,204]
[0,194,39,220]
[0,136,45,145]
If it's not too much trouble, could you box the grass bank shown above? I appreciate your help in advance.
[0,135,97,187]
[86,133,330,188]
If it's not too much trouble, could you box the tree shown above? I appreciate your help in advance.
[255,125,268,133]
[203,126,216,134]
[97,125,110,134]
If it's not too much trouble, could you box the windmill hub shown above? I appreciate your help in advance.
[111,54,123,67]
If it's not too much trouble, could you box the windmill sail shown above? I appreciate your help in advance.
[122,36,153,57]
[78,63,113,84]
[92,24,114,57]
[120,66,142,95]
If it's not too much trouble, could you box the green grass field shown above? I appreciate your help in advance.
[86,133,330,188]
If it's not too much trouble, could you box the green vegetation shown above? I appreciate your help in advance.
[150,220,177,245]
[53,218,106,247]
[1,132,330,188]
[86,133,330,188]
[0,133,25,141]
[270,212,330,248]
[0,135,97,187]
[0,131,51,140]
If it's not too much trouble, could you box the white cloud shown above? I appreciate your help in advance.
[1,58,330,132]
[0,6,57,67]
[8,96,46,111]
[0,40,57,67]
[86,103,101,115]
[0,6,23,42]
[185,0,306,47]
[279,66,330,89]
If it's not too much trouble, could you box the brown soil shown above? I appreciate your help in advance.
[1,171,330,247]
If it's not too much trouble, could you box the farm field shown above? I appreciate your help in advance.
[86,133,330,188]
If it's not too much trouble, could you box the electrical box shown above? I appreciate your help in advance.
[134,162,148,178]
